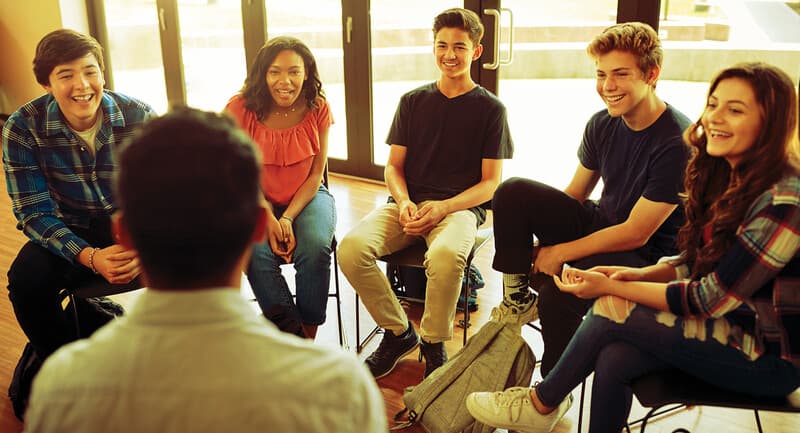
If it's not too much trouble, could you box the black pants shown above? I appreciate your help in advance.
[492,178,652,376]
[7,218,119,359]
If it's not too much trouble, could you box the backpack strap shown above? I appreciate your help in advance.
[401,321,506,423]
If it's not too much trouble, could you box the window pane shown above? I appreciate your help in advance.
[104,0,168,114]
[177,0,245,111]
[498,0,618,190]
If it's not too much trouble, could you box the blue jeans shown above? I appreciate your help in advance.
[536,300,800,433]
[246,186,336,325]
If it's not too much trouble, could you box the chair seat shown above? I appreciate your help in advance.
[632,369,800,413]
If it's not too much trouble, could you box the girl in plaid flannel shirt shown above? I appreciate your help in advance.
[467,62,800,433]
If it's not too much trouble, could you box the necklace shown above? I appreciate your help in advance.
[272,105,297,117]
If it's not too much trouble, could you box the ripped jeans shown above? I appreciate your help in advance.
[536,297,800,433]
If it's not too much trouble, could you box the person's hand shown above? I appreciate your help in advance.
[553,266,611,299]
[403,200,449,236]
[93,244,141,284]
[589,265,648,282]
[533,244,565,276]
[266,215,291,263]
[398,200,418,227]
[278,215,296,262]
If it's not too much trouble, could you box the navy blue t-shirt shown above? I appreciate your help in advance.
[386,82,514,225]
[578,104,691,258]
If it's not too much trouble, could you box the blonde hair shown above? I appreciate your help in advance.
[587,22,662,75]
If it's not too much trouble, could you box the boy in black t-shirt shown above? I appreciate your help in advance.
[491,22,691,377]
[338,8,513,379]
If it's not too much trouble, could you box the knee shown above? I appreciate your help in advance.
[336,233,374,271]
[424,245,465,277]
[294,242,332,269]
[493,177,530,212]
[592,295,636,324]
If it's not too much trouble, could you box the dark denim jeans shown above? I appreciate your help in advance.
[247,185,336,325]
[536,302,800,433]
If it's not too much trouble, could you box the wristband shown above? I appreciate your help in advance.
[280,215,294,223]
[88,247,100,274]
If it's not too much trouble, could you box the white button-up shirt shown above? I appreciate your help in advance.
[24,288,386,433]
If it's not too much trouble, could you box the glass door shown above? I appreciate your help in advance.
[176,0,246,111]
[102,1,168,114]
[491,0,617,190]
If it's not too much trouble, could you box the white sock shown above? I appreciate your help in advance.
[502,273,534,309]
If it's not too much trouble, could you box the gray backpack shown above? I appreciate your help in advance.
[392,319,536,433]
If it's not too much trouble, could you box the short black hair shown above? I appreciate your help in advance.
[33,29,105,86]
[115,108,262,288]
[433,8,484,47]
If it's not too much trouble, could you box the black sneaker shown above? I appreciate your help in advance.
[419,340,448,378]
[365,322,420,379]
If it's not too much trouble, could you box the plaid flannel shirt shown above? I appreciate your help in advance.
[666,174,800,367]
[2,90,154,263]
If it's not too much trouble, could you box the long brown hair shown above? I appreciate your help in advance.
[239,36,324,121]
[679,62,798,277]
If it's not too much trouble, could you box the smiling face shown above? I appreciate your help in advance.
[43,53,105,131]
[433,27,482,80]
[702,77,763,167]
[595,49,658,124]
[265,49,307,109]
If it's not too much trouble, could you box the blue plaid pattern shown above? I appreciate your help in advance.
[2,90,154,263]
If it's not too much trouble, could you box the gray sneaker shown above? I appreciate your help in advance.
[490,295,539,327]
[364,321,420,379]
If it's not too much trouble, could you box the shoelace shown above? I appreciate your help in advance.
[493,388,532,422]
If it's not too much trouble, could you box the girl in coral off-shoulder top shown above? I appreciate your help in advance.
[225,36,335,339]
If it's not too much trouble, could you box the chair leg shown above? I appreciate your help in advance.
[577,379,586,433]
[68,292,81,337]
[355,292,381,353]
[462,263,470,346]
[332,250,348,350]
[754,409,763,433]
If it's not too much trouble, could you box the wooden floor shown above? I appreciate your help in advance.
[0,172,798,432]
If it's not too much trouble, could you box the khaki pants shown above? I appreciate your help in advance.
[338,201,477,343]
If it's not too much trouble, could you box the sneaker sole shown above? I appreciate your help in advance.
[371,339,421,380]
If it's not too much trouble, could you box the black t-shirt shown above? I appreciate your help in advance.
[578,104,692,258]
[386,82,514,225]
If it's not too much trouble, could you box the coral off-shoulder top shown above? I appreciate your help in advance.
[225,95,333,205]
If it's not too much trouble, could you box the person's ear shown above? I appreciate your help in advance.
[472,43,483,61]
[646,65,661,86]
[112,212,135,249]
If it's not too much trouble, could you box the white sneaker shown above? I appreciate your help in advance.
[490,296,539,327]
[466,387,572,433]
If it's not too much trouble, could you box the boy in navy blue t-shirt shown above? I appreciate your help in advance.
[492,22,692,376]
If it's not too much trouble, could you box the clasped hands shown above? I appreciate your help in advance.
[398,200,449,236]
[91,244,141,284]
[267,214,296,263]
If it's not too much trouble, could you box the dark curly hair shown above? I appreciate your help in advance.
[679,62,799,277]
[239,36,324,121]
